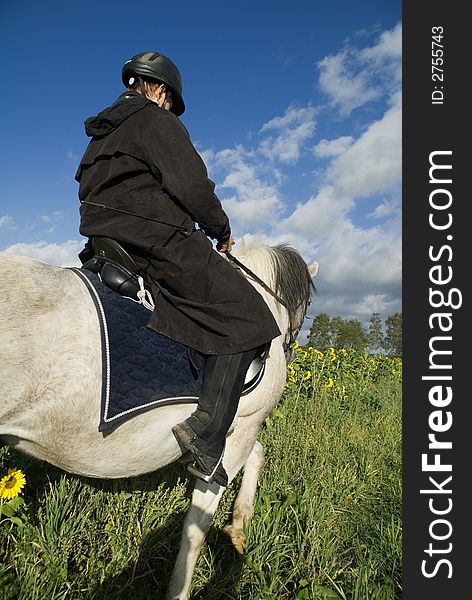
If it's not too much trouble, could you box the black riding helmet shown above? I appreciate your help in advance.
[121,51,185,116]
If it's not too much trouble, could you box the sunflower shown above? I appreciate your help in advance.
[0,468,26,500]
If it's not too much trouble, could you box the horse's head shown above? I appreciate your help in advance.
[229,243,318,363]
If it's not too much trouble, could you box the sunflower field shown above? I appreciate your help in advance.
[0,346,401,600]
[286,342,402,396]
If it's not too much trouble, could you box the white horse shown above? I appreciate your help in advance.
[0,243,318,600]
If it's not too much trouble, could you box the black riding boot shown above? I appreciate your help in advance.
[172,347,259,486]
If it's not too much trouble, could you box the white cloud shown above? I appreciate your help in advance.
[326,94,401,198]
[369,197,401,220]
[223,193,282,228]
[203,108,318,229]
[317,50,381,116]
[3,240,84,267]
[359,22,402,77]
[259,105,317,164]
[314,136,354,158]
[311,287,401,324]
[275,185,353,241]
[315,220,402,288]
[350,293,399,316]
[40,211,63,223]
[260,105,316,132]
[317,23,402,116]
[207,147,284,229]
[0,215,14,229]
[274,174,401,321]
[310,221,402,322]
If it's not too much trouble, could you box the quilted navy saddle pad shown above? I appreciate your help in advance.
[70,268,204,432]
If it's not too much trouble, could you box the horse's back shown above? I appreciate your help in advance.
[0,253,89,355]
[0,253,100,437]
[0,253,77,308]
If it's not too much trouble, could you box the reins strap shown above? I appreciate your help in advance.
[225,252,287,308]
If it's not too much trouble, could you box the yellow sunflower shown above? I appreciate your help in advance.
[0,468,26,500]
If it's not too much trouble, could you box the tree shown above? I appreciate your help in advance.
[329,316,344,348]
[308,312,332,351]
[308,313,367,352]
[335,318,367,353]
[366,312,383,354]
[384,312,402,357]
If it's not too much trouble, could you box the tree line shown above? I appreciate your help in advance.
[307,312,402,357]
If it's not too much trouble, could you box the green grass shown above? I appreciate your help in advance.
[0,364,401,600]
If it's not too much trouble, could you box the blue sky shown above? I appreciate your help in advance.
[0,0,402,341]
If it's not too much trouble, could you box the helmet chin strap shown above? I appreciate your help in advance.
[138,76,147,99]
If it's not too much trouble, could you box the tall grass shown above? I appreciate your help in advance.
[0,349,401,599]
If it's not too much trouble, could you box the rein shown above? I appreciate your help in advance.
[225,252,287,307]
[225,252,304,358]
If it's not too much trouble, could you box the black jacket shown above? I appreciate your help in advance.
[76,92,280,354]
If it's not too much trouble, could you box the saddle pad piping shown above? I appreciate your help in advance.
[70,267,111,415]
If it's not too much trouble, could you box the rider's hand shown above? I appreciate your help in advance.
[216,235,236,253]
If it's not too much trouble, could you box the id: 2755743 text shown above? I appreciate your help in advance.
[432,26,444,105]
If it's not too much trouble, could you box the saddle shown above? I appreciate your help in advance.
[80,237,148,301]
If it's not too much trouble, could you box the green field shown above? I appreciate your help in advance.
[0,347,402,600]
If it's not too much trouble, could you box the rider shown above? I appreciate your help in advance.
[75,51,281,486]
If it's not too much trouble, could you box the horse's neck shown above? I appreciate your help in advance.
[233,247,288,339]
[233,246,275,286]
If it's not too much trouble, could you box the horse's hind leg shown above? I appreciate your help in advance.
[223,439,265,554]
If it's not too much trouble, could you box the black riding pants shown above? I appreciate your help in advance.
[187,347,260,458]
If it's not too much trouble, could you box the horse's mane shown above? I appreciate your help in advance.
[232,242,314,321]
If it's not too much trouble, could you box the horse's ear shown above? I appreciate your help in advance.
[308,260,319,278]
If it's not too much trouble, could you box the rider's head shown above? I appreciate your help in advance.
[121,51,185,116]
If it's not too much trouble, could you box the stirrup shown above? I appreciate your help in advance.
[172,422,228,486]
[187,453,228,486]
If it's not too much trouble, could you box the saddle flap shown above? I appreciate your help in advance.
[91,237,140,275]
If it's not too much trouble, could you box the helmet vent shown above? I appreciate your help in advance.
[150,53,161,61]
